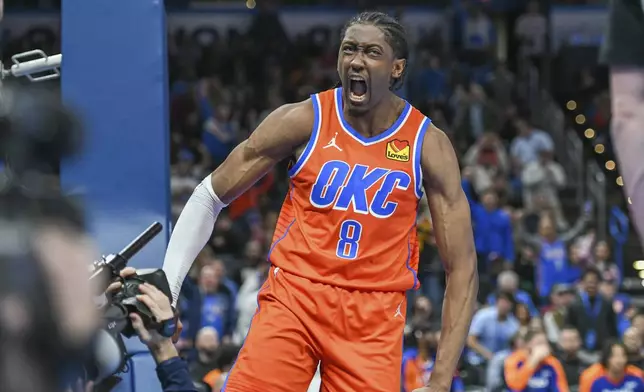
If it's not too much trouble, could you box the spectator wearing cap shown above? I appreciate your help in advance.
[566,269,618,353]
[543,284,576,344]
[466,291,520,373]
[487,271,538,317]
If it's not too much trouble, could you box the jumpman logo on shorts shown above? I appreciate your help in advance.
[394,301,404,319]
[323,132,342,151]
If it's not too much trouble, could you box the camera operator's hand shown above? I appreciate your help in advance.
[105,267,137,294]
[130,282,180,363]
[105,267,183,344]
[131,282,174,341]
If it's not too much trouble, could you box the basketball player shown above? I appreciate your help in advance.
[602,0,644,244]
[163,12,478,392]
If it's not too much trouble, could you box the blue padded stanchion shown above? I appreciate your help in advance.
[60,0,170,390]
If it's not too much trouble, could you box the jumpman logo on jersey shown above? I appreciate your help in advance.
[323,132,342,151]
[394,300,404,319]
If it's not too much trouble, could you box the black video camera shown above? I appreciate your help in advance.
[87,222,175,384]
[90,222,174,337]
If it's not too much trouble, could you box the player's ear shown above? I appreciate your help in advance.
[391,58,406,80]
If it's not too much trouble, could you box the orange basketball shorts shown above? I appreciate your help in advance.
[222,265,407,392]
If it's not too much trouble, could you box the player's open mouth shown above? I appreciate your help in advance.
[348,77,368,103]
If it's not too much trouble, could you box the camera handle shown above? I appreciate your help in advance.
[90,222,163,296]
[0,50,62,84]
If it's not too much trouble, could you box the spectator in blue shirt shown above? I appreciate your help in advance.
[487,271,538,317]
[416,53,449,102]
[197,81,236,166]
[470,189,515,264]
[467,291,520,367]
[467,188,514,298]
[521,213,589,302]
[180,263,237,347]
[510,115,554,167]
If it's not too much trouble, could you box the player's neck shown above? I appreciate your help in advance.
[343,93,404,138]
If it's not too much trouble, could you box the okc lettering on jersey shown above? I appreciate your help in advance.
[309,160,411,218]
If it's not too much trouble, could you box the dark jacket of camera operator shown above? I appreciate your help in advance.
[154,341,199,392]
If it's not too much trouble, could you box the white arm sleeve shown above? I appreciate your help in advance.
[163,174,226,307]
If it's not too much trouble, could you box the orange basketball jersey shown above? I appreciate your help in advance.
[268,88,432,292]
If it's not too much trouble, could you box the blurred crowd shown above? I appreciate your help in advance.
[1,0,630,391]
[161,3,633,392]
[1,0,610,11]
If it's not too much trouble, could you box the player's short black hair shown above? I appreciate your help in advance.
[339,11,410,90]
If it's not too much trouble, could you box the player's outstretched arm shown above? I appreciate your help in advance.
[163,100,314,305]
[417,124,478,392]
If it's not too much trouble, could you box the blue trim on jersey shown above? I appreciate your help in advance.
[406,223,419,290]
[335,88,411,144]
[267,219,296,262]
[220,282,271,392]
[288,94,321,177]
[414,117,432,198]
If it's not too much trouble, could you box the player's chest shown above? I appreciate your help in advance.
[297,154,418,218]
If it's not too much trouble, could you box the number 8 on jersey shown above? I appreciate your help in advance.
[337,220,362,259]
